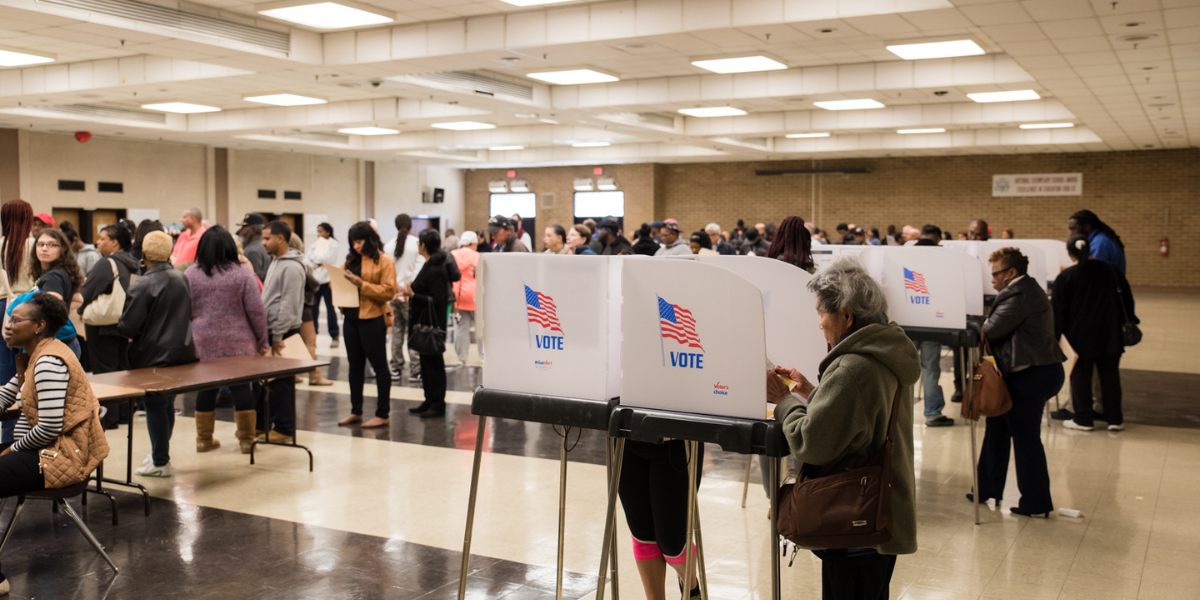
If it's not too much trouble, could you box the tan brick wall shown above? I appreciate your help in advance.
[467,149,1199,286]
[464,163,655,250]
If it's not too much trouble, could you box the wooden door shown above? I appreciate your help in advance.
[52,208,80,231]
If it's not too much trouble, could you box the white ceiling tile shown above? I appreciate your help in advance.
[1065,51,1118,67]
[1053,36,1112,53]
[845,14,920,36]
[1167,27,1200,44]
[961,3,1034,26]
[982,23,1047,42]
[899,8,974,31]
[1021,0,1095,21]
[1002,41,1059,56]
[1039,18,1105,39]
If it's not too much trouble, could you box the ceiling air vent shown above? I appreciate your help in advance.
[41,0,290,54]
[407,71,534,102]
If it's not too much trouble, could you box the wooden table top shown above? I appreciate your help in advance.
[88,356,330,396]
[91,382,147,402]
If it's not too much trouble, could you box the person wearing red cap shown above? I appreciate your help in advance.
[31,213,54,235]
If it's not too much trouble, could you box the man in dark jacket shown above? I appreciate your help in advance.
[706,223,735,255]
[487,215,530,252]
[596,218,631,255]
[119,231,198,478]
[738,228,770,256]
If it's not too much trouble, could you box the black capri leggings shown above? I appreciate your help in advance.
[195,384,256,412]
[618,440,704,559]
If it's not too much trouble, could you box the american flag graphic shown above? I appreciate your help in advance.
[525,285,563,333]
[904,268,929,294]
[658,296,704,351]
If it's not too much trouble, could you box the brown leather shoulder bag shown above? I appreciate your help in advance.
[961,331,1012,421]
[777,384,901,549]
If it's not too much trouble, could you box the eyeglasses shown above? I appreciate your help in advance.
[36,242,60,249]
[991,268,1011,278]
[7,316,41,325]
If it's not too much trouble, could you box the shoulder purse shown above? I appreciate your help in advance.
[1109,266,1141,346]
[407,300,445,355]
[962,330,1011,421]
[777,385,901,549]
[82,258,126,326]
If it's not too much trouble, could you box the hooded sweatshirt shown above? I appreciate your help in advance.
[78,251,140,337]
[774,322,921,555]
[261,249,307,343]
[654,238,692,257]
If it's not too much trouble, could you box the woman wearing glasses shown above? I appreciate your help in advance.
[6,228,85,359]
[971,248,1065,518]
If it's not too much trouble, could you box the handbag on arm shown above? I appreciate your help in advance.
[961,330,1011,421]
[776,385,902,549]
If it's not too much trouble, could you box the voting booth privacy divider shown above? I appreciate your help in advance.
[478,254,621,401]
[940,240,1051,292]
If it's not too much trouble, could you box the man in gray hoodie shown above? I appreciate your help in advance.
[653,218,692,257]
[258,220,306,442]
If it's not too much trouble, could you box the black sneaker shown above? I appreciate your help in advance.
[950,391,962,403]
[1049,408,1074,421]
[925,415,955,427]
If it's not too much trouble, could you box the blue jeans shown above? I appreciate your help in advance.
[144,396,176,467]
[919,341,945,418]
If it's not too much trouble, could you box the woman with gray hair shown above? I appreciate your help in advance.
[766,255,920,598]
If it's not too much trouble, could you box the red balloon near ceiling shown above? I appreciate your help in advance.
[74,131,91,143]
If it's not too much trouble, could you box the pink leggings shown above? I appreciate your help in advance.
[631,537,695,565]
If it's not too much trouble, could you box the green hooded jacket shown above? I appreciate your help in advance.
[774,321,921,555]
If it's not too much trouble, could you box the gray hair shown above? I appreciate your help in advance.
[705,222,721,235]
[807,255,888,329]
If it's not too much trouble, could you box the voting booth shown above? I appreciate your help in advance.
[594,258,790,600]
[1011,239,1072,282]
[941,240,1051,293]
[461,253,623,600]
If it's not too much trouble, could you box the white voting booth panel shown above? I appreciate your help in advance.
[811,245,865,270]
[853,247,968,330]
[674,255,825,384]
[621,259,767,420]
[941,240,1049,292]
[478,254,620,402]
[1013,239,1072,280]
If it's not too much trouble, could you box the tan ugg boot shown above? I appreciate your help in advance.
[195,411,221,452]
[309,368,334,386]
[234,410,257,454]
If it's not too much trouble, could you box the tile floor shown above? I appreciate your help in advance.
[1,286,1197,600]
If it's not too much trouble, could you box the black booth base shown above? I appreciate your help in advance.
[471,387,618,432]
[608,406,790,457]
[903,325,982,347]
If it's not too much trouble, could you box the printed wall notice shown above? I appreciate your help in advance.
[992,173,1082,197]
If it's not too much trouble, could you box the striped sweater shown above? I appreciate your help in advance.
[0,356,68,452]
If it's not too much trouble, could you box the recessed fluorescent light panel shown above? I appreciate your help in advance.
[814,99,885,110]
[786,132,831,138]
[141,102,221,114]
[572,141,611,147]
[338,127,399,135]
[1019,122,1075,129]
[886,39,985,60]
[967,90,1040,103]
[526,69,619,85]
[432,121,496,131]
[691,56,787,74]
[489,145,525,151]
[500,0,576,5]
[897,128,945,134]
[257,1,394,29]
[678,107,747,117]
[0,47,55,67]
[244,94,327,106]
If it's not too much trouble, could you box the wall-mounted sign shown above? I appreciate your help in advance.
[992,173,1082,197]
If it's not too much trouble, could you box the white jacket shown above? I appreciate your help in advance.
[305,236,341,285]
[383,235,425,289]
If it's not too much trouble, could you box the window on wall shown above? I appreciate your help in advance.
[489,193,537,218]
[574,191,625,218]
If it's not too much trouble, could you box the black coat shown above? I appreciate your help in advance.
[1052,259,1136,360]
[600,236,632,256]
[411,251,450,331]
[984,276,1065,376]
[631,237,660,256]
[79,251,140,338]
[117,263,198,368]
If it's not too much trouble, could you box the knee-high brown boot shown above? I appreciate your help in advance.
[234,410,257,454]
[195,411,221,452]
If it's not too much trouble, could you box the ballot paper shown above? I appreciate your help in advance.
[325,264,360,308]
[279,334,312,361]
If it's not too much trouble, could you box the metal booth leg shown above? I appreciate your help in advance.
[595,437,625,600]
[555,427,570,600]
[681,441,699,600]
[740,455,753,508]
[604,435,621,600]
[690,452,709,600]
[965,349,980,526]
[457,415,488,600]
[769,456,781,600]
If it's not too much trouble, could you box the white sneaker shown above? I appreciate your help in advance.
[0,577,10,595]
[141,453,154,466]
[135,462,173,477]
[1063,419,1094,432]
[1108,424,1125,431]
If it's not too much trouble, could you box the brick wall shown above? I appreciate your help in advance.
[465,149,1199,287]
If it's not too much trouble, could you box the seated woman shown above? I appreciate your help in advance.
[766,256,919,599]
[0,293,110,595]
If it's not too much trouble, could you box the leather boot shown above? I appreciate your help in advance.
[234,410,257,454]
[195,411,221,452]
[309,368,334,386]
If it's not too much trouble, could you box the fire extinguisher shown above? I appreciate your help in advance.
[1161,237,1169,257]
